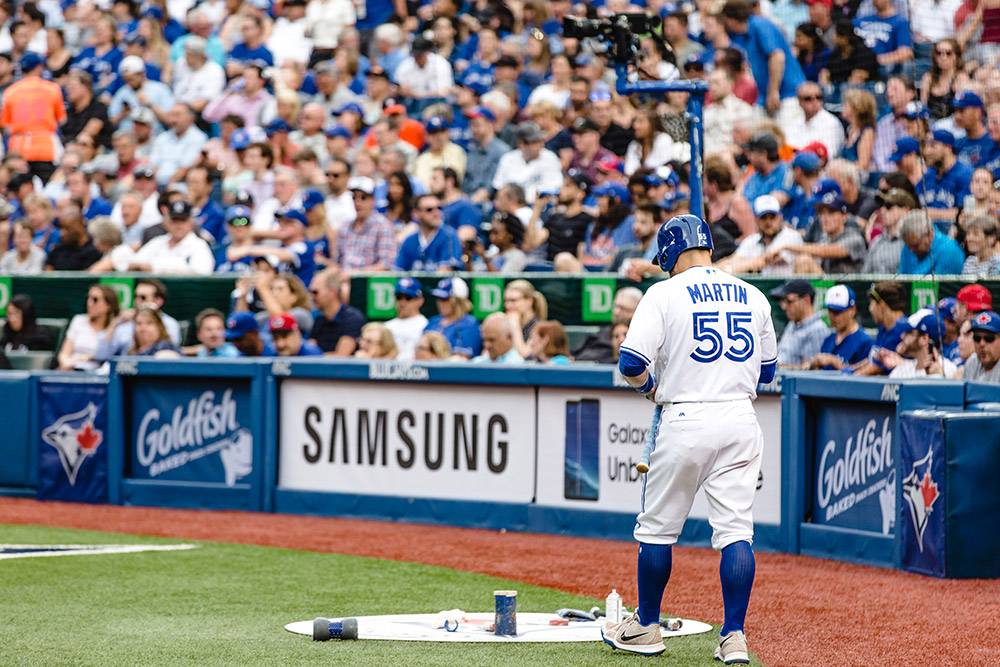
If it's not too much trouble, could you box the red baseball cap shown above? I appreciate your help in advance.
[802,141,829,163]
[383,104,407,116]
[805,0,831,7]
[957,284,993,312]
[269,313,299,333]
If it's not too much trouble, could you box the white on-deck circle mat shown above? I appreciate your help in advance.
[285,613,713,643]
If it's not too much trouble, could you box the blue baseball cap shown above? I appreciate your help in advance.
[970,310,1000,334]
[464,105,495,122]
[953,90,984,109]
[301,189,325,211]
[124,32,147,46]
[20,52,44,72]
[815,190,848,213]
[324,124,351,139]
[812,178,842,200]
[425,116,449,133]
[889,136,920,163]
[903,101,930,120]
[265,118,292,135]
[824,285,856,312]
[791,151,822,173]
[929,129,955,148]
[395,277,423,299]
[230,128,251,150]
[456,78,489,96]
[333,102,363,116]
[142,5,164,20]
[277,206,307,225]
[592,181,632,203]
[937,297,960,321]
[906,308,946,340]
[226,205,252,225]
[430,277,469,300]
[225,312,259,339]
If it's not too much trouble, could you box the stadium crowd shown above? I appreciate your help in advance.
[0,0,997,379]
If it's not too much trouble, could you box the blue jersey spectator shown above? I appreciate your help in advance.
[424,277,483,358]
[811,285,874,370]
[394,195,464,271]
[853,0,912,66]
[922,130,973,227]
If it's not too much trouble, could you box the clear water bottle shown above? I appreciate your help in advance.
[605,589,622,625]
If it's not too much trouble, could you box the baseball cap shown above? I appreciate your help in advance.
[589,90,612,103]
[265,118,292,135]
[801,141,829,163]
[937,297,960,321]
[123,32,147,47]
[277,206,307,225]
[367,65,389,80]
[301,189,325,211]
[230,128,252,150]
[425,116,449,133]
[770,279,815,299]
[889,136,921,163]
[465,105,496,122]
[226,205,252,226]
[791,151,822,173]
[596,154,624,174]
[970,310,1000,334]
[957,284,993,312]
[119,55,146,75]
[131,107,156,126]
[570,117,600,134]
[753,194,781,217]
[20,52,44,72]
[742,132,779,154]
[348,176,375,195]
[225,312,259,339]
[953,90,983,109]
[142,5,164,20]
[395,277,423,299]
[824,285,856,312]
[430,276,469,300]
[815,190,848,213]
[495,55,519,69]
[928,129,955,148]
[805,0,831,6]
[906,308,946,340]
[234,190,254,207]
[334,102,364,116]
[168,200,192,219]
[134,165,155,180]
[411,35,433,53]
[592,181,631,203]
[566,167,593,193]
[325,124,351,139]
[515,121,545,144]
[269,313,299,333]
[902,101,931,120]
[811,178,841,200]
[876,187,918,209]
[382,103,407,116]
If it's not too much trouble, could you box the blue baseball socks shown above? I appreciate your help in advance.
[636,542,672,626]
[719,540,755,636]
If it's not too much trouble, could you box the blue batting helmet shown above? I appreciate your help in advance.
[654,214,714,272]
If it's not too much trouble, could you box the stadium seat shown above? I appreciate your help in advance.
[36,318,69,352]
[178,320,191,346]
[565,325,601,351]
[5,351,55,370]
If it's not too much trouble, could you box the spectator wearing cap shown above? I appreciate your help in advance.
[536,169,594,263]
[889,136,925,193]
[368,117,419,173]
[215,205,256,273]
[430,166,480,236]
[568,117,616,184]
[185,165,226,244]
[770,279,831,367]
[384,278,429,361]
[721,0,806,126]
[807,285,874,370]
[308,269,366,356]
[228,16,274,72]
[127,200,215,274]
[961,213,1000,275]
[263,313,323,357]
[358,65,391,125]
[784,151,824,232]
[463,105,510,203]
[225,311,264,357]
[492,121,562,204]
[130,107,157,159]
[394,193,463,271]
[335,176,396,270]
[564,181,639,271]
[414,117,467,187]
[424,276,482,359]
[493,54,534,113]
[886,309,959,379]
[171,35,226,114]
[0,52,64,183]
[937,296,964,363]
[960,311,1000,382]
[953,91,992,167]
[300,188,333,259]
[956,283,993,323]
[118,166,163,233]
[741,132,793,209]
[922,128,973,227]
[719,194,805,274]
[108,56,174,132]
[44,206,102,271]
[898,209,966,275]
[704,67,758,156]
[202,61,274,131]
[62,70,111,151]
[148,103,209,185]
[394,35,454,104]
[862,187,918,273]
[774,190,867,273]
[853,0,913,74]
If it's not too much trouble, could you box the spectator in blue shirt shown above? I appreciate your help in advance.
[953,91,993,167]
[424,277,483,359]
[722,0,806,127]
[852,0,912,75]
[921,129,973,229]
[193,308,241,358]
[856,280,911,376]
[394,194,464,271]
[262,312,323,356]
[807,285,874,370]
[432,166,482,235]
[898,209,966,275]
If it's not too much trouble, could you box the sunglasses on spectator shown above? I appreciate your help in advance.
[420,205,441,212]
[396,294,415,301]
[798,95,822,102]
[936,49,954,56]
[974,333,997,343]
[352,192,371,199]
[326,171,346,178]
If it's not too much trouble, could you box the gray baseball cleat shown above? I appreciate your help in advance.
[714,630,750,664]
[601,611,665,656]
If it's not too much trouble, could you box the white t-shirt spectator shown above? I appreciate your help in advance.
[268,17,313,67]
[325,190,356,230]
[64,314,109,371]
[394,53,454,97]
[385,314,429,361]
[125,231,215,275]
[172,59,226,106]
[624,133,676,175]
[306,0,356,49]
[491,148,563,203]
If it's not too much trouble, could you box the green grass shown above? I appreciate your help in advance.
[0,525,764,666]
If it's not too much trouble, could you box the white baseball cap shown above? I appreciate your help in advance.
[348,176,375,195]
[119,55,146,75]
[825,285,857,312]
[753,194,781,217]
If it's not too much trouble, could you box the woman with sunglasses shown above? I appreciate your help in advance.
[57,284,120,371]
[920,39,963,120]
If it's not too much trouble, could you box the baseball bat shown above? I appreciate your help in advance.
[312,617,358,641]
[636,404,662,474]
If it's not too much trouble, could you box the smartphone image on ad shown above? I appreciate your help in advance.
[564,399,600,501]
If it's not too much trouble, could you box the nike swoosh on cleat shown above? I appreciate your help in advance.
[619,632,650,642]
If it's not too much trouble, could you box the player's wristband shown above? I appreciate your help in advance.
[636,373,656,396]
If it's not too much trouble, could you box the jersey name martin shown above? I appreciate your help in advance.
[686,282,749,305]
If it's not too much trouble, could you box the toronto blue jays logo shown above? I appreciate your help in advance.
[901,446,940,553]
[42,402,103,486]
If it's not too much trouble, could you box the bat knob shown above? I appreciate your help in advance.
[636,463,649,473]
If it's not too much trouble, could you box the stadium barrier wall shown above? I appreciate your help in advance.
[10,361,998,575]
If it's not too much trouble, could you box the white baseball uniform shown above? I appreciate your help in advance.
[620,266,777,550]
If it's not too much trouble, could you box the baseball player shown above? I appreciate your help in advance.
[603,214,777,664]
